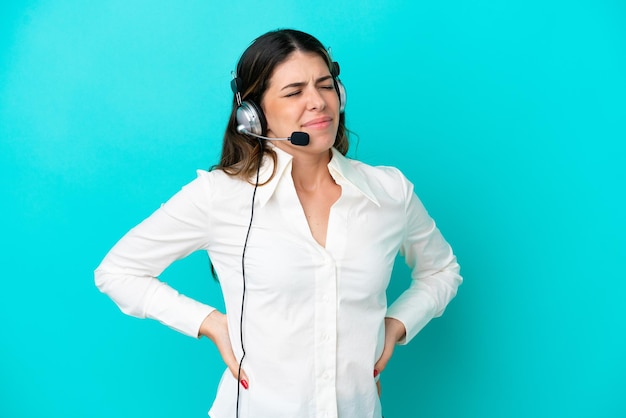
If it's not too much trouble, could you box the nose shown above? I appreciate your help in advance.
[305,86,326,111]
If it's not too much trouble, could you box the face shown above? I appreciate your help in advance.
[261,51,340,154]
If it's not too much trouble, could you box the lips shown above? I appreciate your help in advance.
[302,116,333,129]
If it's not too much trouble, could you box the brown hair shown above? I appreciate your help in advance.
[213,29,349,183]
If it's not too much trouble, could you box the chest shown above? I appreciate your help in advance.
[295,182,342,248]
[208,182,406,296]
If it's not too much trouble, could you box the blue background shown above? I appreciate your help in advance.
[1,0,625,417]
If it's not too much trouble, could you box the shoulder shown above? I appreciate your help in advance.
[350,159,407,181]
[344,157,414,199]
[158,168,254,222]
[189,168,249,192]
[167,168,251,206]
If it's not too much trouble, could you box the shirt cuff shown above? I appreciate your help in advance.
[386,292,438,345]
[146,282,216,338]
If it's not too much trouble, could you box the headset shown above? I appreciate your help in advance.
[231,60,347,140]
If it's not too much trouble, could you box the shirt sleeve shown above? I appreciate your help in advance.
[94,171,216,338]
[386,171,462,344]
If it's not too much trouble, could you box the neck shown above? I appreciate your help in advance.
[290,149,334,192]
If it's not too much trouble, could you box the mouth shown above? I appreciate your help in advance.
[302,116,333,129]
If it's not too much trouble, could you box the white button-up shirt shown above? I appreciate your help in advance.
[95,146,462,418]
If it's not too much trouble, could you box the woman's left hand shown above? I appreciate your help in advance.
[374,317,406,395]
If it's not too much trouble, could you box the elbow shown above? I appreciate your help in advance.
[94,265,113,295]
[445,257,463,300]
[94,267,104,292]
[428,258,463,315]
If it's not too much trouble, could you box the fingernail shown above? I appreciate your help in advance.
[241,379,249,390]
[373,369,379,378]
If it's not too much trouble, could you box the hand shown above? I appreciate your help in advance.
[199,310,249,390]
[373,317,406,395]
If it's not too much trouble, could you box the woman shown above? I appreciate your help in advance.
[95,29,462,418]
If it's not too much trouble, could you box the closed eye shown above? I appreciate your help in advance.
[281,75,334,96]
[283,81,334,98]
[284,90,302,97]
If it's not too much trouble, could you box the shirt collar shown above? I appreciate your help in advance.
[254,145,381,208]
[328,148,380,207]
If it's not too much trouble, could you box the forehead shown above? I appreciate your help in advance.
[268,51,330,86]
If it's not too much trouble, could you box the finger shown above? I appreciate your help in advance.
[222,352,250,390]
[201,312,250,389]
[374,336,397,376]
[374,346,392,375]
[376,379,382,397]
[237,367,250,390]
[218,345,250,389]
[210,335,249,388]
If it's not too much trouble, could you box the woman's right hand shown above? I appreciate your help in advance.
[199,310,249,390]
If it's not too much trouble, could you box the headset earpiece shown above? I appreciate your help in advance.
[335,78,347,113]
[231,76,268,136]
[331,61,347,112]
[236,100,267,136]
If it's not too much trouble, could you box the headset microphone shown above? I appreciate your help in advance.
[237,125,310,146]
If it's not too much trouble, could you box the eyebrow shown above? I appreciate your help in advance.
[280,75,334,91]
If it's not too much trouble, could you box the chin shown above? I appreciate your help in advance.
[308,132,337,148]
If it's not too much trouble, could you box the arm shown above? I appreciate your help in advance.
[386,172,462,344]
[94,172,216,338]
[374,171,461,381]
